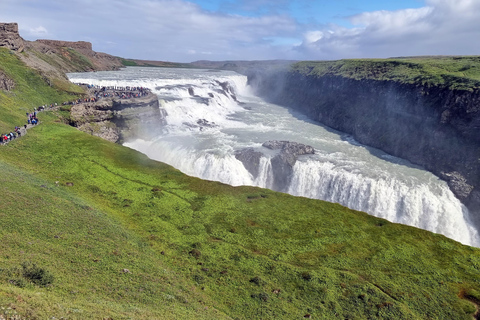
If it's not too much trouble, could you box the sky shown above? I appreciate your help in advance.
[1,0,479,62]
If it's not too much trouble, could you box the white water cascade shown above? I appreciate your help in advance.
[68,67,480,247]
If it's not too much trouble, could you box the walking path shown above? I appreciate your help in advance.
[1,84,152,145]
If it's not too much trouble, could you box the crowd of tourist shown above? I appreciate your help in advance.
[1,84,152,145]
[1,127,21,143]
[0,107,40,145]
[62,85,151,105]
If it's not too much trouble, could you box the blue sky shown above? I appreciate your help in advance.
[1,0,480,62]
[197,0,424,25]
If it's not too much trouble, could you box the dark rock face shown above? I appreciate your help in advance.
[262,141,315,159]
[0,23,24,52]
[263,141,315,191]
[252,71,480,222]
[440,171,474,201]
[70,93,165,143]
[234,148,263,178]
[235,141,314,192]
[216,80,238,101]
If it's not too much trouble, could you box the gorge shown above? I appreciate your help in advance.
[68,66,480,247]
[2,22,480,318]
[248,60,480,229]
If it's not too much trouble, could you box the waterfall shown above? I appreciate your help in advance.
[68,67,480,247]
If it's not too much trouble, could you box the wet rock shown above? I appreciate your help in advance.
[440,171,474,200]
[262,140,315,157]
[216,80,238,101]
[263,141,315,191]
[197,119,216,128]
[234,148,263,178]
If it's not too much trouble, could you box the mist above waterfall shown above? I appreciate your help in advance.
[68,67,480,247]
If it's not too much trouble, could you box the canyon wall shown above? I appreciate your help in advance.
[250,70,480,222]
[69,93,165,143]
[0,23,24,52]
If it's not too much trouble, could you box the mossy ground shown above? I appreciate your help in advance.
[293,56,480,91]
[1,49,480,319]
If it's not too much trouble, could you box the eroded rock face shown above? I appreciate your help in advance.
[36,40,93,51]
[440,171,474,201]
[0,71,15,91]
[252,71,480,223]
[70,93,165,143]
[262,141,315,159]
[235,140,315,191]
[0,23,24,52]
[234,148,263,178]
[263,141,315,191]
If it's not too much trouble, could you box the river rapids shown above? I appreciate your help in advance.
[68,67,480,247]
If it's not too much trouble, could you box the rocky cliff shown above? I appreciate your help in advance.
[0,22,123,85]
[0,23,24,52]
[251,63,480,224]
[0,70,15,91]
[69,93,165,143]
[36,40,93,51]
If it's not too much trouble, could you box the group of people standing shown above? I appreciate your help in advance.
[1,85,151,145]
[1,126,22,143]
[27,109,39,125]
[61,85,151,106]
[1,106,43,145]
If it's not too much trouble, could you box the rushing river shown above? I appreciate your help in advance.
[68,67,480,247]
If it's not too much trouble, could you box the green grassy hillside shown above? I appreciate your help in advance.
[1,49,480,319]
[293,56,480,91]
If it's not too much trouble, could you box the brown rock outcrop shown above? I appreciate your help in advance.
[0,23,24,52]
[0,71,15,91]
[36,40,93,51]
[69,92,165,143]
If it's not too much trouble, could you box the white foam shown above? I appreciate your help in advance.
[69,67,480,247]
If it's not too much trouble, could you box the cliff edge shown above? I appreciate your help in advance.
[251,58,480,224]
[0,23,24,52]
[68,91,165,143]
[0,22,123,86]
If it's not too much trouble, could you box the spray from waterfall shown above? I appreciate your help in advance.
[68,67,480,248]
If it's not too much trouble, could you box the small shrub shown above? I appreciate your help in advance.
[9,278,27,288]
[193,275,205,284]
[189,249,201,259]
[88,185,101,193]
[249,276,264,286]
[21,262,54,286]
[191,242,202,249]
[301,271,312,281]
[251,292,269,302]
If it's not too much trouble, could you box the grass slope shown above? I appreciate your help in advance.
[1,50,480,319]
[0,48,83,133]
[293,56,480,91]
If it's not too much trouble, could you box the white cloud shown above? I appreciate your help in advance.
[28,26,49,37]
[1,0,480,61]
[297,0,480,59]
